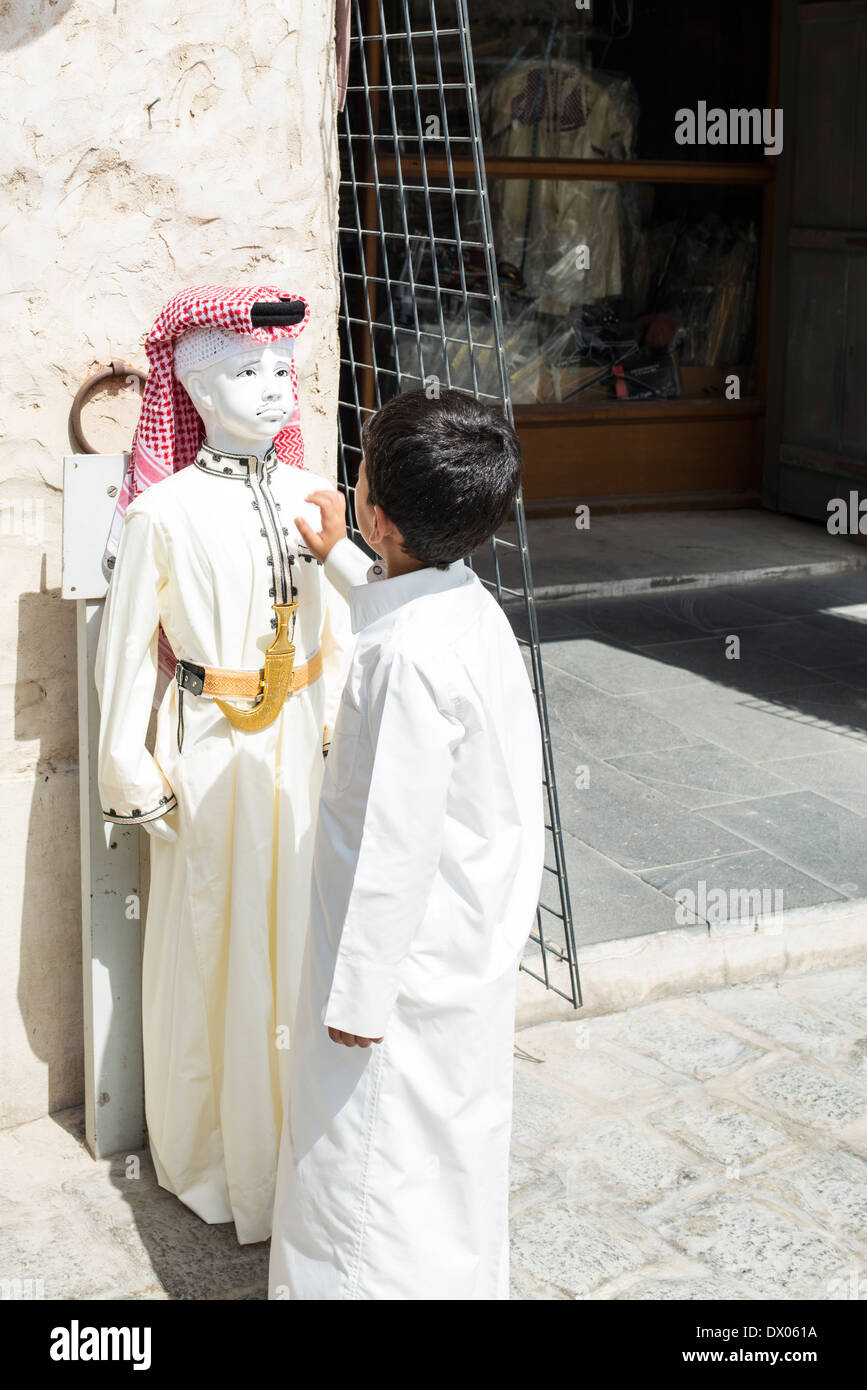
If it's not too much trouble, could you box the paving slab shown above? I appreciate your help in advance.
[543,664,705,758]
[515,1025,687,1106]
[550,596,710,647]
[699,982,865,1066]
[639,849,845,922]
[748,1146,867,1249]
[608,745,798,809]
[630,681,861,762]
[646,1095,792,1167]
[830,662,867,691]
[782,966,867,1028]
[511,1068,577,1157]
[724,571,867,619]
[510,1197,665,1299]
[759,681,867,744]
[740,1057,867,1132]
[641,587,795,633]
[0,1210,148,1301]
[589,1003,769,1081]
[107,1189,270,1302]
[543,637,702,697]
[607,1271,754,1300]
[654,1190,852,1299]
[704,791,867,897]
[746,618,867,673]
[635,633,838,696]
[546,831,691,943]
[761,747,867,818]
[546,1117,714,1209]
[552,743,751,872]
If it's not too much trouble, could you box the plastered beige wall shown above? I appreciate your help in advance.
[0,0,340,1126]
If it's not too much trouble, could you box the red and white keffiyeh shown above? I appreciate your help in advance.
[105,284,310,691]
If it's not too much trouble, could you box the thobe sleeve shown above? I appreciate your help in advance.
[323,535,373,602]
[318,570,356,750]
[323,649,463,1038]
[94,504,177,825]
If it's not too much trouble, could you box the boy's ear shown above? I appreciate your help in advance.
[369,503,389,544]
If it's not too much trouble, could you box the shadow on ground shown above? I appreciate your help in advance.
[503,570,867,949]
[51,1109,269,1300]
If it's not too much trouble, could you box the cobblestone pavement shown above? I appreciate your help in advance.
[509,963,867,1300]
[0,963,865,1300]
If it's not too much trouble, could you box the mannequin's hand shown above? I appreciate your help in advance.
[143,814,178,843]
[295,489,347,562]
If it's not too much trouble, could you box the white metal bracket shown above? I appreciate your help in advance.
[63,455,144,1159]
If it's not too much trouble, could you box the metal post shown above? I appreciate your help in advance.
[64,454,144,1156]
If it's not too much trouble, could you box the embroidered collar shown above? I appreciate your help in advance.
[194,440,279,479]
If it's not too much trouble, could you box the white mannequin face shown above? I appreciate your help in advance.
[182,342,296,457]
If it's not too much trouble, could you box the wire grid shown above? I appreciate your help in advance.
[336,0,581,1007]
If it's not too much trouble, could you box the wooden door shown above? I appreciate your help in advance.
[765,0,867,529]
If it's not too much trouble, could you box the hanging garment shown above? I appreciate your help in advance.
[486,58,636,311]
[269,543,545,1299]
[95,441,356,1244]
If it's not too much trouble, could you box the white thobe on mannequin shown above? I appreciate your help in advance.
[95,444,355,1243]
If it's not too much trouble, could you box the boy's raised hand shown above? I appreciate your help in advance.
[328,1027,383,1049]
[295,489,348,562]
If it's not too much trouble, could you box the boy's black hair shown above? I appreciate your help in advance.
[360,387,523,568]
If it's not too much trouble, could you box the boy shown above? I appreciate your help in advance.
[268,388,545,1300]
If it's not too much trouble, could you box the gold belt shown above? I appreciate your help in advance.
[175,602,322,748]
[201,649,323,700]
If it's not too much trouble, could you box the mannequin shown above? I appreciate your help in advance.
[95,312,357,1244]
[142,340,300,846]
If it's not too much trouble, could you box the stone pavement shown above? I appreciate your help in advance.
[519,568,867,950]
[0,961,864,1300]
[509,962,867,1300]
[492,508,867,599]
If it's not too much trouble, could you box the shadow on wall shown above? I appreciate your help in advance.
[0,1,78,54]
[15,556,84,1119]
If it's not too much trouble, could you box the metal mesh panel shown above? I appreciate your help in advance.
[337,0,581,1007]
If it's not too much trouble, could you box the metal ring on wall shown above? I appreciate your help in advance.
[69,360,147,454]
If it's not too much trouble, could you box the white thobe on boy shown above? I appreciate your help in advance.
[269,538,545,1300]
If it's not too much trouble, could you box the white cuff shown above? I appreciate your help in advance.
[323,537,375,602]
[322,955,397,1039]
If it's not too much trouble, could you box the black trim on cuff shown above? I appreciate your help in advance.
[103,793,178,825]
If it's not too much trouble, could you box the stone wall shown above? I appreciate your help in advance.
[0,0,340,1126]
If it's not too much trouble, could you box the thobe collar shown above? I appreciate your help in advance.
[349,557,472,634]
[193,439,279,479]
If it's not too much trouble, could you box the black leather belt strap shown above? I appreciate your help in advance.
[175,661,206,752]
